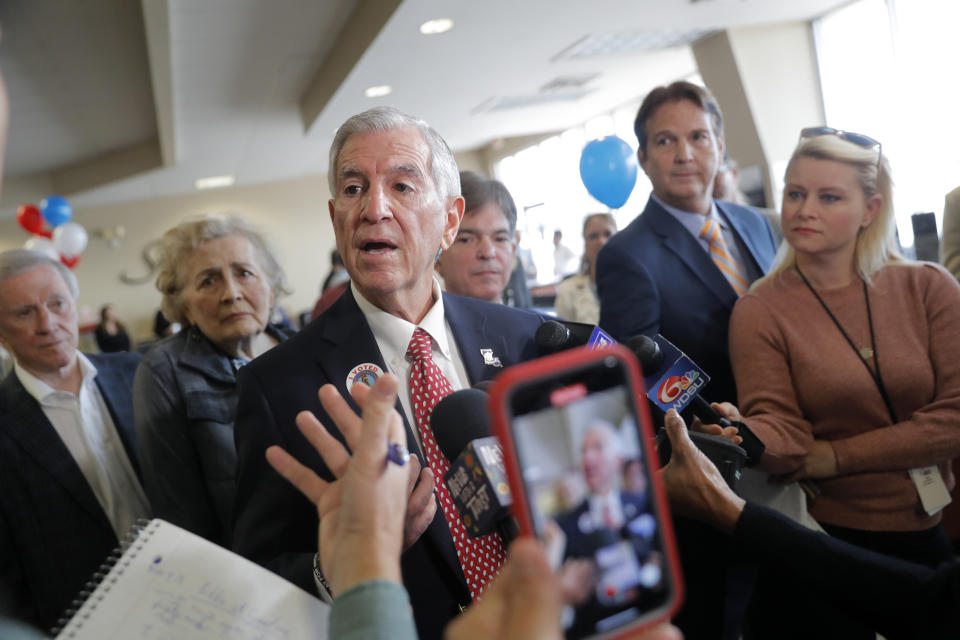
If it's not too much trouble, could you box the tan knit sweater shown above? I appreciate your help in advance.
[729,263,960,531]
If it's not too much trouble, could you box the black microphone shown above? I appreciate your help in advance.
[432,389,490,461]
[626,334,765,468]
[471,380,493,393]
[535,319,616,354]
[431,390,515,541]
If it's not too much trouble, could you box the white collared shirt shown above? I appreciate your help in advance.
[588,489,625,530]
[15,354,150,538]
[353,280,469,451]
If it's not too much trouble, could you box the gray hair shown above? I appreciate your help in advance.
[583,418,624,454]
[155,215,291,325]
[0,249,79,299]
[328,106,461,201]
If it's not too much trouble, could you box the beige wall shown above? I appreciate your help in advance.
[694,23,824,205]
[726,22,824,185]
[453,149,488,177]
[0,173,336,342]
[694,31,767,169]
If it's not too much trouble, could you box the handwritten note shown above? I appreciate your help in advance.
[57,519,329,639]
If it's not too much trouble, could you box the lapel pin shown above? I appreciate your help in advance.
[480,349,502,368]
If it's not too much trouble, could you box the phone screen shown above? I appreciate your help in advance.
[500,351,676,639]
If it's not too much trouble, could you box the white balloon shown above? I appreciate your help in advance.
[53,222,88,257]
[24,237,59,260]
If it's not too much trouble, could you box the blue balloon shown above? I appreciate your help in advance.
[579,136,638,209]
[40,195,72,228]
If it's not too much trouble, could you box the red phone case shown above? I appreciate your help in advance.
[487,343,684,638]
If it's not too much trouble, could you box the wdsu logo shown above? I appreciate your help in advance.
[655,368,707,412]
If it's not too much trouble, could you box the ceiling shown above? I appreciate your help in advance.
[0,0,852,218]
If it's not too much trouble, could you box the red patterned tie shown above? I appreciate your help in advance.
[406,327,505,600]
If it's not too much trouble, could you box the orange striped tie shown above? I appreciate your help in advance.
[700,218,749,296]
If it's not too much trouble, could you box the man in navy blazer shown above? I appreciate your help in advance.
[0,250,149,631]
[596,82,778,640]
[232,106,545,640]
[597,82,777,406]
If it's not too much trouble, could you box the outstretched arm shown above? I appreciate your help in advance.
[660,408,960,640]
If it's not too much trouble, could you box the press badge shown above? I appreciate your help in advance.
[909,465,952,516]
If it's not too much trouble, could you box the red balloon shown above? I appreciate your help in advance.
[60,255,80,269]
[17,204,45,235]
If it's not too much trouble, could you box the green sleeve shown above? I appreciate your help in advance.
[329,580,418,640]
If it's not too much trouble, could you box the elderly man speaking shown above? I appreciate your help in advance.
[232,106,545,639]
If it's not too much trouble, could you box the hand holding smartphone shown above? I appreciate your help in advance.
[488,344,683,639]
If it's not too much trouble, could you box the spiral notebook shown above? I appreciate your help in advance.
[54,518,330,639]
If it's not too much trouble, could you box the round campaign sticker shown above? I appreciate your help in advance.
[346,363,384,391]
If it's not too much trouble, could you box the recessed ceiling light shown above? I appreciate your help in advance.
[364,85,392,98]
[419,18,453,35]
[194,175,235,190]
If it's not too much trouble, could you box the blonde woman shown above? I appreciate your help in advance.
[727,129,960,637]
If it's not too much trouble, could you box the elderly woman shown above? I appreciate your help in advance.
[727,129,960,637]
[553,213,617,325]
[133,216,293,545]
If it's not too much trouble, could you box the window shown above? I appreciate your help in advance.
[815,0,960,249]
[495,73,702,284]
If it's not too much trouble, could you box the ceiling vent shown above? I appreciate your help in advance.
[553,28,716,61]
[540,73,600,93]
[473,87,595,113]
[472,73,600,113]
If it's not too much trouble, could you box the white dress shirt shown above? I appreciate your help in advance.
[15,354,150,538]
[587,489,626,530]
[353,280,469,451]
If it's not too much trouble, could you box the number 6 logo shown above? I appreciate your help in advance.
[657,375,685,403]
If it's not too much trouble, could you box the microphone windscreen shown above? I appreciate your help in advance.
[535,320,572,353]
[431,388,491,462]
[626,334,664,372]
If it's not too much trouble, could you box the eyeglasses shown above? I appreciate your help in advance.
[799,127,882,164]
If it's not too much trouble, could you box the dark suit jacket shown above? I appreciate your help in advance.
[555,492,656,638]
[596,196,777,404]
[555,492,650,560]
[133,324,292,546]
[0,352,142,631]
[232,288,545,640]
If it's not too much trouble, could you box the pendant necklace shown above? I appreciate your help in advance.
[796,267,898,423]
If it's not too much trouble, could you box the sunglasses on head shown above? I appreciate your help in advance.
[799,127,882,164]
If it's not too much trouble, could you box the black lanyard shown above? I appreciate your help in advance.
[796,268,899,424]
